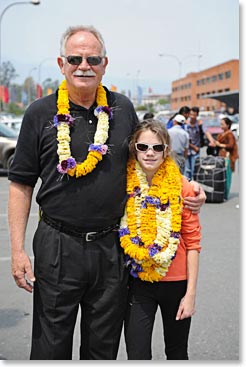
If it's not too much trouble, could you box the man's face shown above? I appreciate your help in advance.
[189,110,198,123]
[57,31,108,92]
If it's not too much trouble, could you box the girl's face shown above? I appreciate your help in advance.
[135,130,167,177]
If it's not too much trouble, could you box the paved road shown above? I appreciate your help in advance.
[0,161,240,361]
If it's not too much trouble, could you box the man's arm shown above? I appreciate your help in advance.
[183,181,206,213]
[8,182,35,293]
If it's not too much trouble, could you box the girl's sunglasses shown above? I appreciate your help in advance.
[135,143,168,153]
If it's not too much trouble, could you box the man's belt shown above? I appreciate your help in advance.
[41,212,119,242]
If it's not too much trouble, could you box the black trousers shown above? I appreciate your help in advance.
[124,278,191,360]
[30,220,129,360]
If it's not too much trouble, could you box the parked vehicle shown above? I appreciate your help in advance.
[0,124,18,169]
[0,113,23,133]
[201,117,223,145]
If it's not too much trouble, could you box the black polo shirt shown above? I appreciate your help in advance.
[8,87,138,229]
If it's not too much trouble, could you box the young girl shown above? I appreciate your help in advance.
[119,120,202,360]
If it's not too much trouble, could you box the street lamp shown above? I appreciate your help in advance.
[0,0,41,66]
[159,52,202,78]
[159,53,182,79]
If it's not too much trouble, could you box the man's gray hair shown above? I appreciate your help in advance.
[60,25,107,57]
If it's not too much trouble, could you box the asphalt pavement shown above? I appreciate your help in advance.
[0,158,240,361]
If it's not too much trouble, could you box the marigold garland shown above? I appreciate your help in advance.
[119,156,183,282]
[54,80,112,178]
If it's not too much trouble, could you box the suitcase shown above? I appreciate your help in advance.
[193,156,226,203]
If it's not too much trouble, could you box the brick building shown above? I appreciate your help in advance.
[170,59,239,111]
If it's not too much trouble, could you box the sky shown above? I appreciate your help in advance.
[0,0,240,96]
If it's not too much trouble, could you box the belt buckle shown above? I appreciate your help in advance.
[85,231,97,242]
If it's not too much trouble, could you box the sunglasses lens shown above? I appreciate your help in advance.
[136,143,148,152]
[153,145,164,152]
[67,56,82,65]
[65,56,102,66]
[87,56,103,65]
[135,143,165,152]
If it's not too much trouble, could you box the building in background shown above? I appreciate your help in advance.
[170,59,239,112]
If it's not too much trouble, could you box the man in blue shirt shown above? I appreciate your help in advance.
[168,114,189,174]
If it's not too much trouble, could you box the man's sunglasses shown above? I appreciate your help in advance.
[62,55,103,66]
[135,143,168,153]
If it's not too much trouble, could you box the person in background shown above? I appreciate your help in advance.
[168,114,189,174]
[211,116,239,199]
[143,112,154,120]
[166,106,190,129]
[184,107,202,180]
[119,120,201,360]
[8,25,206,360]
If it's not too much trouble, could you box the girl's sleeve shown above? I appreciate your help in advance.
[181,176,202,252]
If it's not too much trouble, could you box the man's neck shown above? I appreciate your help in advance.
[68,85,98,109]
[69,94,96,109]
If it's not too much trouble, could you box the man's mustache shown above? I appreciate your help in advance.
[73,70,96,77]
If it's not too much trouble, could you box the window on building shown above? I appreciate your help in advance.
[212,75,217,82]
[225,71,231,79]
[218,73,224,80]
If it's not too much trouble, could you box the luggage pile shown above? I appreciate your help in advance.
[193,156,226,203]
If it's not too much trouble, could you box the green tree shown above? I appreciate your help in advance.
[0,61,18,87]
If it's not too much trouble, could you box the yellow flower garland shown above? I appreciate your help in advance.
[54,79,111,178]
[119,156,183,282]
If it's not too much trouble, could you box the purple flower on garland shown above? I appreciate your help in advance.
[133,186,141,197]
[88,144,108,155]
[149,243,162,257]
[124,255,143,278]
[170,232,180,239]
[141,196,161,209]
[53,114,75,128]
[160,202,170,211]
[57,157,76,174]
[94,106,113,119]
[130,236,141,245]
[118,227,130,237]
